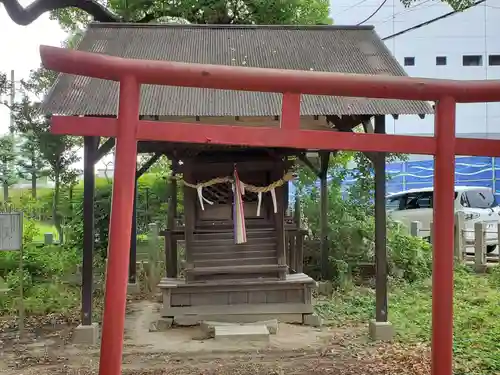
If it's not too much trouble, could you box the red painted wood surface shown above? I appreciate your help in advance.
[51,115,500,157]
[280,93,301,130]
[432,97,456,375]
[40,45,500,103]
[39,44,500,375]
[98,76,140,375]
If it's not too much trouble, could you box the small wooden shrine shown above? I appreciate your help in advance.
[42,23,432,326]
[159,146,314,323]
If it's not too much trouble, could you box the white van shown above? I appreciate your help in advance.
[386,186,500,253]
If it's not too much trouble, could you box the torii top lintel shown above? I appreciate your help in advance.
[40,45,500,103]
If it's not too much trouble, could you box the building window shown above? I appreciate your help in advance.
[404,57,415,66]
[436,56,447,66]
[462,55,483,66]
[488,55,500,66]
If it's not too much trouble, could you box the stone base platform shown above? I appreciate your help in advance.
[73,323,99,345]
[369,320,394,341]
[158,273,316,325]
[127,282,141,295]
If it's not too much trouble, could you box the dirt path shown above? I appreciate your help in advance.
[0,301,431,375]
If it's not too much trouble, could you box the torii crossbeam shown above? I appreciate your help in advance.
[40,44,500,375]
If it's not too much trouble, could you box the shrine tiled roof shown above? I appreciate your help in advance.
[43,23,432,117]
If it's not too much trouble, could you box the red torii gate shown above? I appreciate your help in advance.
[40,44,500,375]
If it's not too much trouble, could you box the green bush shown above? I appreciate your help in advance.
[64,174,173,256]
[297,151,430,285]
[315,268,500,375]
[0,242,80,315]
[0,244,80,282]
[0,218,79,277]
[22,282,80,315]
[6,187,54,222]
[387,222,432,282]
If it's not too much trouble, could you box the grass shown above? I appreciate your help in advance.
[315,266,500,375]
[8,187,54,201]
[33,221,58,243]
[0,276,8,293]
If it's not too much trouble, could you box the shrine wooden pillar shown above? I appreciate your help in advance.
[128,152,161,284]
[273,159,286,279]
[166,160,178,278]
[294,192,304,273]
[81,135,115,326]
[129,151,139,287]
[183,160,196,278]
[82,135,98,325]
[373,115,388,323]
[319,151,330,280]
[129,180,138,283]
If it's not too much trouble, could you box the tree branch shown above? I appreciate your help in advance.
[95,137,115,162]
[135,12,159,23]
[0,0,121,26]
[297,153,320,176]
[136,152,162,178]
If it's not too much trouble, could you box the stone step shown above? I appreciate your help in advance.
[214,324,270,344]
[193,249,276,260]
[201,319,278,338]
[194,256,277,267]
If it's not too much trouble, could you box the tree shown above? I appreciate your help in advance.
[0,72,8,96]
[401,0,476,8]
[39,128,80,243]
[7,69,81,242]
[138,153,170,178]
[17,130,48,198]
[295,150,430,284]
[8,96,48,199]
[2,0,333,30]
[0,134,18,201]
[0,0,478,29]
[22,68,58,97]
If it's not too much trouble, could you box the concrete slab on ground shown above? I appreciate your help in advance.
[174,313,303,326]
[123,301,335,354]
[200,319,278,339]
[214,324,270,344]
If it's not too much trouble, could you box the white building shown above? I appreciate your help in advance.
[331,0,500,138]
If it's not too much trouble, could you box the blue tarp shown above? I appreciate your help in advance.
[289,156,500,206]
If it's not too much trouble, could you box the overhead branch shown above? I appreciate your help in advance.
[95,137,115,162]
[136,152,162,178]
[361,118,377,163]
[327,114,376,164]
[135,12,158,23]
[0,0,121,26]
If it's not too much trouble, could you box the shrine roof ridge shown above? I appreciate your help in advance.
[43,23,433,118]
[87,22,375,31]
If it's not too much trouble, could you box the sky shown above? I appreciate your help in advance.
[0,2,113,170]
[0,3,66,130]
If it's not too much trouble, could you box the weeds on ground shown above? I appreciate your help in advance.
[315,266,500,375]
